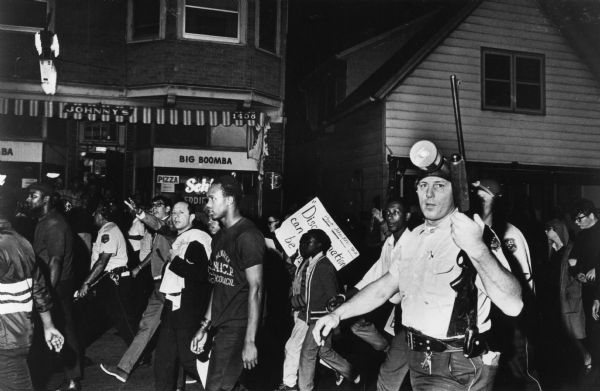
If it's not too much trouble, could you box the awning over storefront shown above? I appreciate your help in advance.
[0,98,267,127]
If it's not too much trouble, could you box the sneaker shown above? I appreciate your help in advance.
[100,363,129,383]
[335,372,344,386]
[353,374,361,384]
[274,384,298,391]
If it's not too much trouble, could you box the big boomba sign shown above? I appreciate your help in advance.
[153,148,258,171]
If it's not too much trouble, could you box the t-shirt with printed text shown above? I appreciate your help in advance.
[209,217,264,328]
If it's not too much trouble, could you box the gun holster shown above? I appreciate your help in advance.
[463,325,487,358]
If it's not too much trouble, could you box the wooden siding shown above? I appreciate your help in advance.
[385,0,600,169]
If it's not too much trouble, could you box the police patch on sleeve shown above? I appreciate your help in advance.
[101,234,110,243]
[503,238,517,252]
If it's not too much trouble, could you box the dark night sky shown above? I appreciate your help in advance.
[283,0,600,126]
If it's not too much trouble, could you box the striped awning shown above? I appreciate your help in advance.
[0,98,267,127]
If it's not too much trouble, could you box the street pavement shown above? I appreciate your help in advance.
[36,326,598,391]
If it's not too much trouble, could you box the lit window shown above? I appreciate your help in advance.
[183,0,244,43]
[128,0,165,42]
[79,122,120,144]
[0,0,50,33]
[257,0,279,54]
[481,48,545,114]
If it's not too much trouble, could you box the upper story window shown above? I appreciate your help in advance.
[127,0,165,42]
[256,0,279,54]
[182,0,246,43]
[481,48,545,115]
[0,0,52,33]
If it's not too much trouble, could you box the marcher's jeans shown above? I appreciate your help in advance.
[95,275,136,345]
[408,349,499,391]
[205,325,247,391]
[351,318,389,351]
[377,328,408,391]
[0,347,33,391]
[119,282,164,374]
[282,312,309,387]
[55,279,82,380]
[298,323,353,391]
[154,316,199,391]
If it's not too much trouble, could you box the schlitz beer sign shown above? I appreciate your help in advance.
[62,103,131,117]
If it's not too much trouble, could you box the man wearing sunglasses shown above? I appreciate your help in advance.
[569,199,600,372]
[313,154,522,390]
[101,195,176,383]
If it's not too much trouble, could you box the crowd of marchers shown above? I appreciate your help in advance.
[0,167,599,391]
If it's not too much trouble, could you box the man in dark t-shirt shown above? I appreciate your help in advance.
[26,182,81,391]
[191,175,265,391]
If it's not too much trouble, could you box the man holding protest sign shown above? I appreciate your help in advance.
[312,143,523,390]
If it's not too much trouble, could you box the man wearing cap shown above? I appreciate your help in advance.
[313,148,522,390]
[569,199,600,371]
[76,202,136,347]
[26,182,81,391]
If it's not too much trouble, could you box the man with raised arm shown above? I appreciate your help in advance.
[313,156,522,390]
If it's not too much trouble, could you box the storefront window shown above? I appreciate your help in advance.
[209,124,247,149]
[79,122,120,144]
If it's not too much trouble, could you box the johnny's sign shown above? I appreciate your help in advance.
[62,104,131,117]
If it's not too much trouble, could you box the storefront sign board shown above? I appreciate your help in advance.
[154,148,258,171]
[0,141,42,163]
[275,197,360,270]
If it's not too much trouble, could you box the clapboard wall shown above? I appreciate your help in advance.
[385,0,600,168]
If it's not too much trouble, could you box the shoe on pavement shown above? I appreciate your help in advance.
[335,372,344,386]
[100,363,129,383]
[54,379,81,391]
[274,383,299,391]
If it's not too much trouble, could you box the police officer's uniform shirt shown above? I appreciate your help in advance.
[355,229,410,304]
[389,210,511,339]
[91,222,128,271]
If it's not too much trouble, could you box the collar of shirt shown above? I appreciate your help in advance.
[308,251,325,265]
[419,208,456,235]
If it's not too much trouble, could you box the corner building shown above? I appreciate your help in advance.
[0,0,287,216]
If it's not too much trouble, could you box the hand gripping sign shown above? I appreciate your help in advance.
[274,197,360,270]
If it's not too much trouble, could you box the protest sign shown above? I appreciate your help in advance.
[274,197,359,270]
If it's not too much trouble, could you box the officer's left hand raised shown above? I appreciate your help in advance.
[451,212,487,258]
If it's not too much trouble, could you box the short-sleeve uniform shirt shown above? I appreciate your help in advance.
[209,217,265,327]
[389,210,510,339]
[92,222,128,271]
[355,229,410,304]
